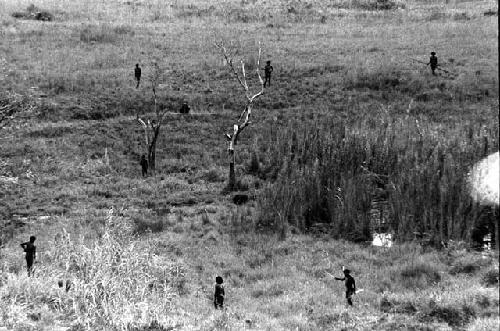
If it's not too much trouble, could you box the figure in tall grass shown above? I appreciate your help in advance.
[135,63,142,88]
[427,52,438,76]
[140,154,148,177]
[264,60,273,87]
[20,235,36,277]
[334,267,356,306]
[179,101,190,114]
[214,276,225,309]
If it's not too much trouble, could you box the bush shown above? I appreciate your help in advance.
[422,300,476,327]
[480,266,499,286]
[449,255,488,275]
[11,4,54,21]
[200,167,225,183]
[400,262,442,288]
[133,216,165,234]
[79,24,133,44]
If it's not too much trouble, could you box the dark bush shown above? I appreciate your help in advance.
[480,267,499,286]
[423,301,475,327]
[133,216,165,235]
[11,4,54,21]
[400,263,441,285]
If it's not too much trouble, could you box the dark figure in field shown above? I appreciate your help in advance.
[179,101,190,114]
[427,52,438,76]
[264,60,273,88]
[20,236,36,277]
[214,276,225,309]
[334,268,356,306]
[135,63,142,88]
[140,154,148,177]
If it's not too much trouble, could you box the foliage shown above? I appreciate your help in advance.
[256,106,498,245]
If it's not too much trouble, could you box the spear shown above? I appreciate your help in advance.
[406,56,456,76]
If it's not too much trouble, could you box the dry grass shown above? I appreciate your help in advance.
[0,0,498,330]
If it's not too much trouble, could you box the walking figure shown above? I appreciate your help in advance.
[180,101,190,114]
[20,236,36,277]
[214,276,225,309]
[140,154,148,177]
[334,268,356,306]
[427,52,438,76]
[135,63,142,88]
[264,60,273,88]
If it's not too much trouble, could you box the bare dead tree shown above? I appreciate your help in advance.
[136,62,169,175]
[215,41,265,191]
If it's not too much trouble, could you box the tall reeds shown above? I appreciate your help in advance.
[257,104,499,245]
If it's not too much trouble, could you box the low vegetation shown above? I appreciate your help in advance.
[0,0,498,330]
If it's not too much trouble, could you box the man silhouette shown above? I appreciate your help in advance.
[427,52,438,76]
[20,236,36,276]
[334,268,356,306]
[264,60,273,88]
[135,63,142,88]
[214,276,225,309]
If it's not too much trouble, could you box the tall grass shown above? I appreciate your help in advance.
[0,210,180,330]
[257,104,499,245]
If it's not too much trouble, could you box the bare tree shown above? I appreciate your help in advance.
[215,42,265,191]
[136,62,169,175]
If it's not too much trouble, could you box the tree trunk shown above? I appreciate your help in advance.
[228,149,236,190]
[147,125,160,175]
[495,208,499,251]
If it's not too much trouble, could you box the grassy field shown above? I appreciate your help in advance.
[0,0,499,330]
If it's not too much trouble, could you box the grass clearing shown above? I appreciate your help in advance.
[0,0,498,330]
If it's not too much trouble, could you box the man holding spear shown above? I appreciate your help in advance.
[327,266,360,306]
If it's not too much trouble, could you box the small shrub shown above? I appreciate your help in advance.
[200,168,225,183]
[480,267,499,286]
[483,9,497,16]
[133,216,165,234]
[345,66,402,91]
[11,4,54,21]
[423,301,476,327]
[399,262,441,288]
[449,254,489,275]
[79,24,117,44]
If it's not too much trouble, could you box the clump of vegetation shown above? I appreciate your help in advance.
[421,300,476,327]
[399,261,442,288]
[132,215,166,234]
[0,91,35,128]
[480,266,499,286]
[79,24,133,44]
[449,254,489,275]
[257,106,498,244]
[11,4,54,21]
[0,215,178,330]
[329,0,405,11]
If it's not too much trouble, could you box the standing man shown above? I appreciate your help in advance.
[135,63,142,88]
[427,52,438,76]
[20,236,36,277]
[214,276,225,309]
[264,60,273,88]
[334,268,356,306]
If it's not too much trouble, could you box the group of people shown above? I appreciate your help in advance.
[134,51,439,92]
[133,60,275,90]
[20,236,357,308]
